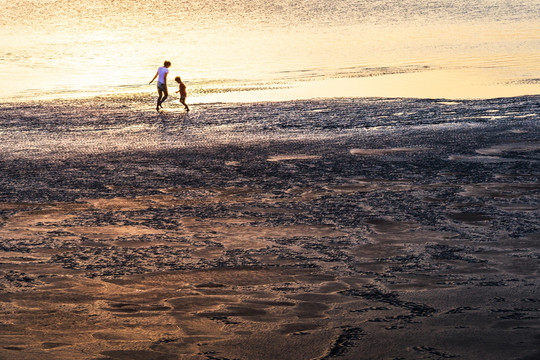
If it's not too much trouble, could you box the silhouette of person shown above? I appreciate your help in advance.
[149,61,171,111]
[175,76,190,111]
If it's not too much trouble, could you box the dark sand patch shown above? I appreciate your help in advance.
[476,142,540,155]
[366,218,418,234]
[460,183,540,198]
[350,147,429,155]
[325,178,416,194]
[496,203,540,211]
[448,154,516,162]
[447,211,493,223]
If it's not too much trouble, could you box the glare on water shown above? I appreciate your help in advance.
[1,0,539,101]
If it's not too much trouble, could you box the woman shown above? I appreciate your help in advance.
[149,61,171,111]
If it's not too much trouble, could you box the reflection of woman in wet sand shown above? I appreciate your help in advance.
[149,61,171,112]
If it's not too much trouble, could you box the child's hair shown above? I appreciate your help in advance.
[175,76,181,83]
[164,60,171,67]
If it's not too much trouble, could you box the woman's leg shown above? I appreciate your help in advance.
[157,88,163,110]
[161,87,168,105]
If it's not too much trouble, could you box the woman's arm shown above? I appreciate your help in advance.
[149,71,158,84]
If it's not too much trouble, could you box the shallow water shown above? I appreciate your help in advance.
[1,0,539,101]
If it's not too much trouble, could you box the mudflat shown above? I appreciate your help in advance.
[0,96,539,359]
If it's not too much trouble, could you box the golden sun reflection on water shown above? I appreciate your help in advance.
[192,70,540,104]
[1,0,539,102]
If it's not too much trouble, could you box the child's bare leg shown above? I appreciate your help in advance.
[181,99,190,111]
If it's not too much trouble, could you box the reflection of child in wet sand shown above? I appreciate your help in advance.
[175,76,190,111]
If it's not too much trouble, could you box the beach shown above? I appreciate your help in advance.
[2,0,539,358]
[0,94,539,359]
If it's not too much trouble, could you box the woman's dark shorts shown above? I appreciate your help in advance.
[157,82,167,91]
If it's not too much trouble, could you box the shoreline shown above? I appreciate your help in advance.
[3,69,540,105]
[1,95,539,359]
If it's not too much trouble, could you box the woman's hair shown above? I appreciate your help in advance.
[175,76,181,82]
[164,61,171,67]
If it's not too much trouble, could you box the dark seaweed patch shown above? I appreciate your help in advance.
[340,286,437,317]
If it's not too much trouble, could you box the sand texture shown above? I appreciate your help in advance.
[0,96,539,359]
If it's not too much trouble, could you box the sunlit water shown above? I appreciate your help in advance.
[1,0,539,102]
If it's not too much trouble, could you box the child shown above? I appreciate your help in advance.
[175,76,190,111]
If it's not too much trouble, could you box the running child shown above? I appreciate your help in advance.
[175,76,190,112]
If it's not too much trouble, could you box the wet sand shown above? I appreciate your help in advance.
[0,95,539,359]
